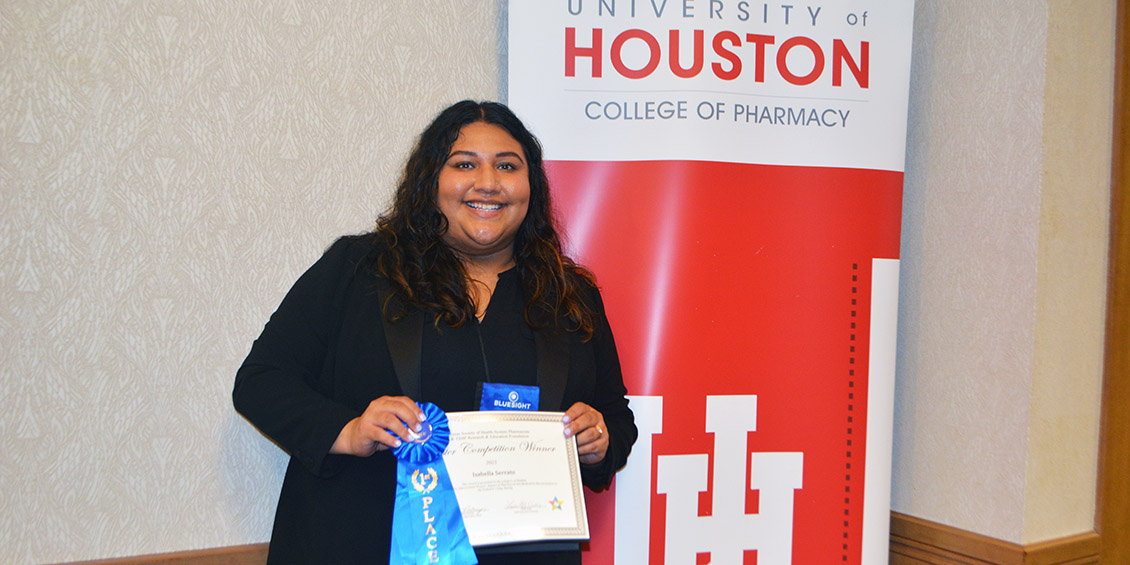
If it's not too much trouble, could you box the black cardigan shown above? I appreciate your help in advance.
[233,235,637,564]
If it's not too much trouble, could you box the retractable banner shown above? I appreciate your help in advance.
[509,2,913,564]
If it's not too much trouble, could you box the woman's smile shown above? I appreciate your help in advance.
[466,201,504,212]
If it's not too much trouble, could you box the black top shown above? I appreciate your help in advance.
[233,235,635,565]
[421,269,576,563]
[420,268,537,412]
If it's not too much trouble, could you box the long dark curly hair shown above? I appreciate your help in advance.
[369,100,598,339]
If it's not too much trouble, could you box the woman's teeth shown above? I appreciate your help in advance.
[467,202,502,211]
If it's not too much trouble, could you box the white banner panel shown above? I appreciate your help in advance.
[510,1,914,170]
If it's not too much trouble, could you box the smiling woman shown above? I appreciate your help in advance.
[232,100,637,564]
[436,121,532,315]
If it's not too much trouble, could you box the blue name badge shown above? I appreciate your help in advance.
[478,382,539,411]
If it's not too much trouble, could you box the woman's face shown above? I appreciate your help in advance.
[436,122,531,263]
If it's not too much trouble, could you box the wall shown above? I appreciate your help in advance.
[1027,0,1115,544]
[1,0,1119,562]
[0,2,502,562]
[895,0,1114,544]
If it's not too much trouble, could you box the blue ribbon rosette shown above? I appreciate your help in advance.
[389,402,477,565]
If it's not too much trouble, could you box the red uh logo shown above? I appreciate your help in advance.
[614,395,804,564]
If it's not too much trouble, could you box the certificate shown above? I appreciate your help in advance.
[442,411,589,546]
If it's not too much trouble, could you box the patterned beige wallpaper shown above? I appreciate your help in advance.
[896,0,1114,544]
[1,0,1117,562]
[1026,0,1113,543]
[896,1,1047,542]
[0,1,502,562]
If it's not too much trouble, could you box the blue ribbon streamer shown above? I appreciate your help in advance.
[389,403,477,565]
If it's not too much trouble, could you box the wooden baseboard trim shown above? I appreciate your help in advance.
[67,543,268,565]
[891,512,1100,565]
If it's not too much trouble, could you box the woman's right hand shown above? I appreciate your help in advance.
[329,396,427,457]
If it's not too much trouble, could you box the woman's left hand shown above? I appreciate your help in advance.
[563,402,609,466]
